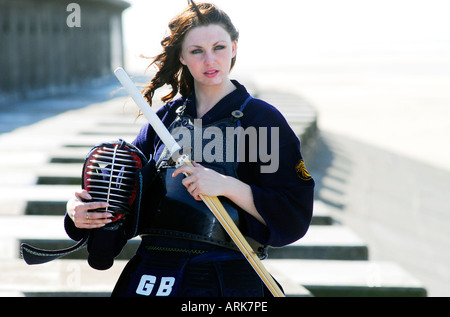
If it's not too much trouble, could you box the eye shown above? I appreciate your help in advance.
[190,48,203,54]
[214,45,225,51]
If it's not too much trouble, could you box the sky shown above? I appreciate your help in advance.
[120,0,450,171]
[122,0,450,72]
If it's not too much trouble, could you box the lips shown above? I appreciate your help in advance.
[204,69,219,78]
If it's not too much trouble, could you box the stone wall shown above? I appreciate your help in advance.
[0,0,129,103]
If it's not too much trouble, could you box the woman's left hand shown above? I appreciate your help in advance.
[172,161,229,201]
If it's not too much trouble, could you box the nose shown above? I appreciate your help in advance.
[204,50,215,65]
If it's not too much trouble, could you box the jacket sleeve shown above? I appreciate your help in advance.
[238,99,315,247]
[241,140,314,247]
[64,212,87,241]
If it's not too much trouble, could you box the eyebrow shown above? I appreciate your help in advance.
[187,41,227,49]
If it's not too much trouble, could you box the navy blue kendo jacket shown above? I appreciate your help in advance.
[133,80,314,247]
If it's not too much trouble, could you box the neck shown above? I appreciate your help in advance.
[195,80,236,118]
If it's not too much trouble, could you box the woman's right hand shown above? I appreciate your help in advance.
[66,190,113,229]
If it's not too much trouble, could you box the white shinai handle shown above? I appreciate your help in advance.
[114,67,181,155]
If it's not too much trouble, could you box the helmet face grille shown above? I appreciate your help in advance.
[83,141,145,222]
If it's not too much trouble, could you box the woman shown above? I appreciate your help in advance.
[66,1,314,297]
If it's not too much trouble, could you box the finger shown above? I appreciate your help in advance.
[191,188,203,201]
[190,190,201,201]
[184,179,196,194]
[75,189,92,201]
[77,220,111,229]
[181,174,195,187]
[183,181,202,201]
[83,201,109,211]
[86,211,113,220]
[191,161,202,167]
[73,203,109,221]
[172,165,194,177]
[75,211,113,229]
[73,203,108,220]
[86,216,113,226]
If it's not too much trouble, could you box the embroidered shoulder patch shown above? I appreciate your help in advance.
[295,159,312,181]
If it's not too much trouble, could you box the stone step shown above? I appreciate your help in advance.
[311,200,334,225]
[1,215,366,261]
[1,258,427,297]
[0,259,313,297]
[0,185,78,216]
[0,185,79,216]
[0,259,124,297]
[257,91,316,114]
[253,91,318,141]
[264,259,427,297]
[0,129,138,154]
[35,163,83,185]
[78,125,141,136]
[0,215,141,260]
[268,225,368,260]
[0,86,428,298]
[20,187,335,227]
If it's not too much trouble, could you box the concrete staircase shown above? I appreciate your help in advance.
[0,86,427,297]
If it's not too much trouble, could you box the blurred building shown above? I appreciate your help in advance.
[0,0,130,104]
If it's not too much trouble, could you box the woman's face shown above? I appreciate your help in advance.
[180,24,237,89]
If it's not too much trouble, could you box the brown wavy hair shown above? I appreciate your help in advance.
[142,1,239,107]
